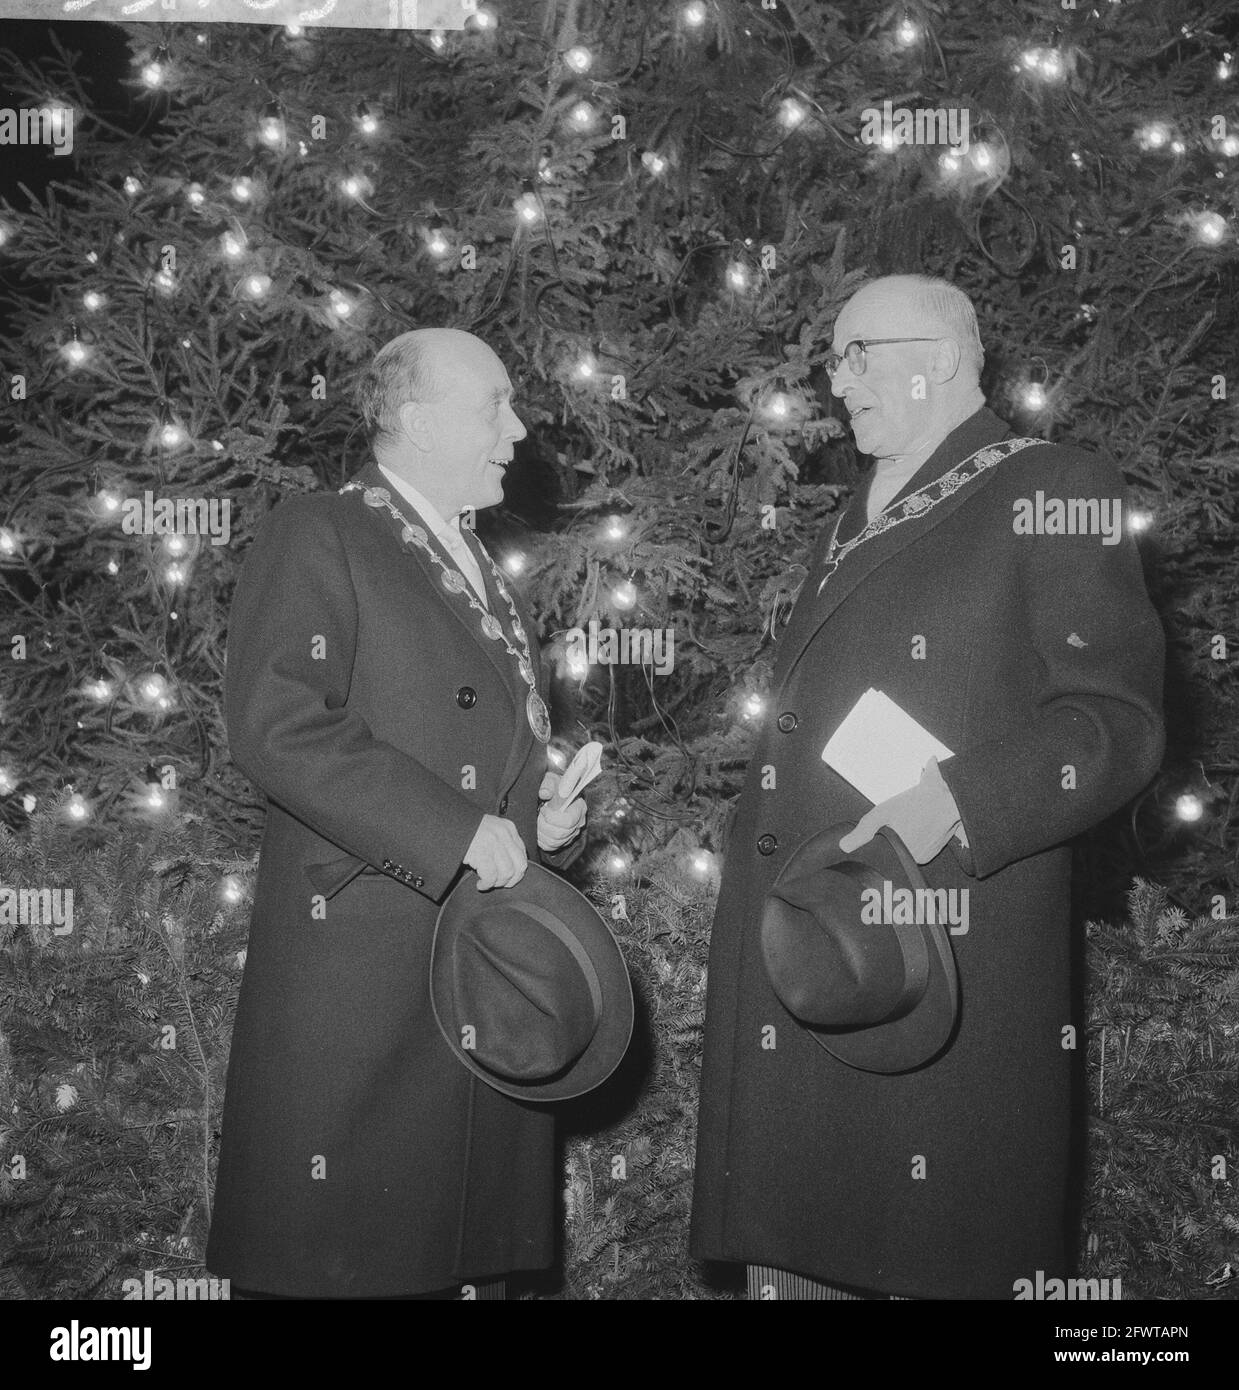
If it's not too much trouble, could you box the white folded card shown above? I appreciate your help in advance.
[821,688,953,804]
[547,740,605,810]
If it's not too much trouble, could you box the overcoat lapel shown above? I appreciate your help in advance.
[772,409,1030,693]
[347,459,524,721]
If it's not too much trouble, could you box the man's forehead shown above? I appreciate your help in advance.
[833,289,917,342]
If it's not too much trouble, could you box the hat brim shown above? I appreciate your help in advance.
[766,823,959,1075]
[431,863,634,1102]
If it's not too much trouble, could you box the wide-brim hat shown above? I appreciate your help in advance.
[760,823,959,1074]
[430,863,634,1102]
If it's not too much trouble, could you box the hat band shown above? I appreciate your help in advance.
[509,901,605,1022]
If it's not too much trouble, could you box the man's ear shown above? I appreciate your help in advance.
[396,400,434,454]
[930,338,962,383]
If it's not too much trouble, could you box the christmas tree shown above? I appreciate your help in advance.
[0,0,1236,1299]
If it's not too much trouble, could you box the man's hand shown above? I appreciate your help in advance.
[537,771,588,852]
[463,814,528,890]
[837,756,964,865]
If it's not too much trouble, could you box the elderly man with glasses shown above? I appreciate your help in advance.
[691,274,1165,1300]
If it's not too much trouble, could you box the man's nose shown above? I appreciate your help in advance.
[507,407,528,442]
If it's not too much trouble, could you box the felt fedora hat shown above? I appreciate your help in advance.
[760,823,960,1074]
[430,863,634,1102]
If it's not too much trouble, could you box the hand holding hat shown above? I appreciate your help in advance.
[838,756,966,865]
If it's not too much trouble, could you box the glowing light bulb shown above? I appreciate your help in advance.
[940,150,962,173]
[1023,382,1047,410]
[1218,56,1233,81]
[160,423,187,449]
[243,273,271,299]
[683,2,707,27]
[603,517,626,541]
[1127,510,1152,533]
[743,694,765,720]
[971,144,993,169]
[1137,122,1169,150]
[1175,793,1204,822]
[341,175,365,200]
[146,787,166,810]
[764,392,791,421]
[567,649,590,680]
[141,62,163,88]
[97,490,120,513]
[356,104,378,135]
[691,851,714,877]
[123,175,142,197]
[1021,49,1040,69]
[82,290,105,311]
[472,6,497,30]
[221,875,243,904]
[1039,52,1064,80]
[1220,135,1239,157]
[641,150,668,175]
[777,98,806,130]
[1170,139,1186,154]
[0,528,17,555]
[66,793,89,821]
[285,23,303,37]
[231,176,255,202]
[330,290,353,318]
[726,261,750,291]
[62,340,89,366]
[564,45,592,73]
[164,535,188,557]
[86,679,112,701]
[879,130,898,152]
[221,232,244,258]
[514,191,542,225]
[568,100,596,130]
[607,851,631,874]
[612,581,637,610]
[153,270,176,295]
[0,767,14,794]
[429,30,446,50]
[186,183,205,208]
[139,675,166,703]
[1194,211,1227,244]
[548,747,567,770]
[106,557,119,575]
[259,111,285,146]
[896,17,919,45]
[503,552,527,576]
[1069,150,1083,167]
[574,355,596,381]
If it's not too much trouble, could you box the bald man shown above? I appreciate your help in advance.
[206,329,586,1299]
[691,275,1165,1299]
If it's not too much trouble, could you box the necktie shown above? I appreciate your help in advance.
[440,523,489,610]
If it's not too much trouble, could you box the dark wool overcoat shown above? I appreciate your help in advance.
[690,407,1165,1299]
[205,457,579,1298]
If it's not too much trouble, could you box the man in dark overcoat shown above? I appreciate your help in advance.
[690,274,1165,1300]
[205,328,587,1299]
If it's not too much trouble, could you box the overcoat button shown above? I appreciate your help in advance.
[498,795,509,814]
[456,686,477,708]
[757,833,778,856]
[776,712,798,733]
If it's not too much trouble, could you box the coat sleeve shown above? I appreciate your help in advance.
[225,496,484,903]
[936,449,1165,879]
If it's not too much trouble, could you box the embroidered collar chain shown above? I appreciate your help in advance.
[815,435,1041,597]
[340,482,551,742]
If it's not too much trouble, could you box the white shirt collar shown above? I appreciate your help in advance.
[376,465,462,538]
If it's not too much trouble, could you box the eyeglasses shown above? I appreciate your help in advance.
[824,338,940,377]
